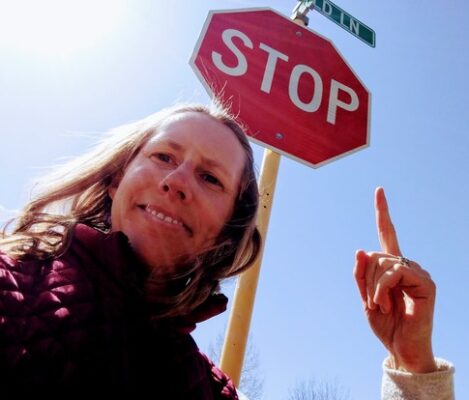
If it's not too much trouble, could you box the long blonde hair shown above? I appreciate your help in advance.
[1,103,261,318]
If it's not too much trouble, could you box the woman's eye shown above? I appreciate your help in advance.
[201,173,222,187]
[153,153,172,163]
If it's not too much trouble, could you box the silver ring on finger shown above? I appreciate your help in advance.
[398,256,411,267]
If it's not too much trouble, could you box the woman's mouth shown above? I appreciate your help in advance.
[138,204,192,235]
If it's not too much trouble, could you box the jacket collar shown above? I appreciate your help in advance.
[71,224,228,333]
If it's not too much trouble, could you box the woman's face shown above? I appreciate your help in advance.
[109,111,246,273]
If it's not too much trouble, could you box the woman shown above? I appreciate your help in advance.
[0,104,454,398]
[0,104,260,397]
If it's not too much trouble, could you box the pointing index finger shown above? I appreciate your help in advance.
[375,187,402,256]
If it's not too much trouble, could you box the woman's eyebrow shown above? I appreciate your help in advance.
[166,140,183,151]
[202,157,230,178]
[163,139,231,179]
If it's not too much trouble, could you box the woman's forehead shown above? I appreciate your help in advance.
[144,111,246,181]
[148,111,237,149]
[159,111,218,130]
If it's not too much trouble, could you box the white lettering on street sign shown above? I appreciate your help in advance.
[295,0,376,47]
[259,43,289,94]
[210,27,359,126]
[289,64,323,112]
[328,79,359,124]
[211,29,252,76]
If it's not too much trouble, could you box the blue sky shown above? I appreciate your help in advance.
[0,1,467,399]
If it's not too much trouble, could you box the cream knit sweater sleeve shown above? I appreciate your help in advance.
[382,357,455,400]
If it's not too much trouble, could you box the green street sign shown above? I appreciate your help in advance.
[299,0,376,47]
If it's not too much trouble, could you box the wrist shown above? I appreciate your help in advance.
[389,352,438,373]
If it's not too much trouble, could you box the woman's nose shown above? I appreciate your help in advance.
[159,165,193,202]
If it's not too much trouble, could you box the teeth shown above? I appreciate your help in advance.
[144,205,183,227]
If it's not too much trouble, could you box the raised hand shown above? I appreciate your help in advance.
[354,187,438,373]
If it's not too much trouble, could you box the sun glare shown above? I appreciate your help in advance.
[0,0,126,56]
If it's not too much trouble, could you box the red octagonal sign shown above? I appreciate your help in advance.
[190,8,371,168]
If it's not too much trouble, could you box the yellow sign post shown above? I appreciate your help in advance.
[219,149,280,385]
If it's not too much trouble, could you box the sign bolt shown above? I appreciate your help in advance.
[275,132,284,140]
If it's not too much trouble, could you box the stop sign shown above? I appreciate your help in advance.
[190,8,370,168]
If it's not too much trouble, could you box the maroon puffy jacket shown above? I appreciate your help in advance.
[0,224,238,398]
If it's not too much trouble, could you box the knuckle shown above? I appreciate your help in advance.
[409,260,422,270]
[378,257,391,268]
[392,263,403,272]
[427,276,436,292]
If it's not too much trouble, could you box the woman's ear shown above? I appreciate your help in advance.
[108,172,122,200]
[108,186,117,200]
